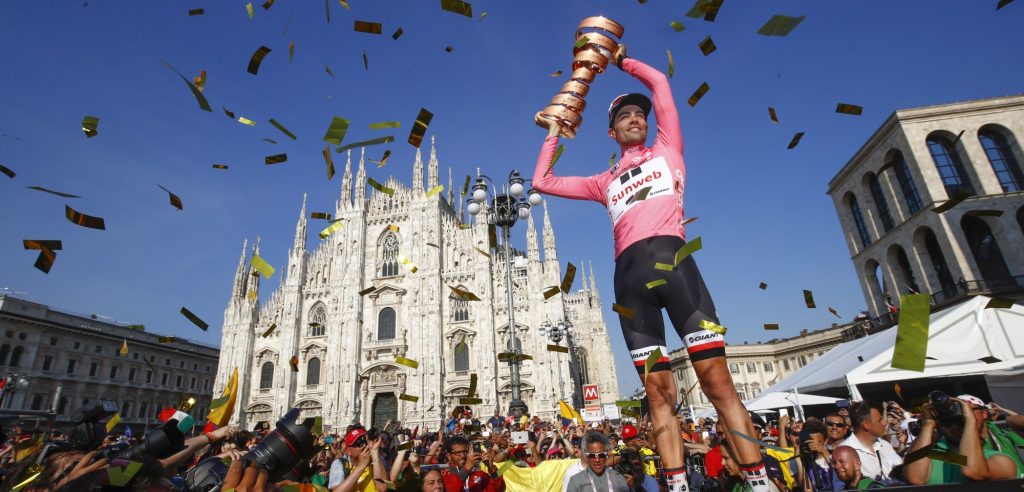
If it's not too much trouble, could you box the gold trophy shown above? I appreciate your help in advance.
[537,16,625,135]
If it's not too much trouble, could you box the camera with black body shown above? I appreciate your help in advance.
[116,419,186,460]
[929,391,963,425]
[68,399,118,450]
[798,429,812,457]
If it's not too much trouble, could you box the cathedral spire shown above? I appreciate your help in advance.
[526,210,540,263]
[412,147,423,192]
[589,260,598,296]
[354,148,366,206]
[246,237,261,301]
[231,239,249,299]
[427,135,439,188]
[340,150,353,211]
[447,167,454,204]
[293,193,307,252]
[580,261,588,291]
[542,200,557,263]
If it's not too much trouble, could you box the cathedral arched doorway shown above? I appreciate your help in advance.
[371,393,397,429]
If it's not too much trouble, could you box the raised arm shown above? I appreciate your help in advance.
[532,114,605,203]
[619,55,682,154]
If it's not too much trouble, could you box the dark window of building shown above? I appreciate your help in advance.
[729,363,739,374]
[848,194,871,248]
[979,129,1024,193]
[868,174,895,232]
[927,135,975,197]
[138,402,148,419]
[89,362,99,377]
[260,362,274,389]
[49,337,58,346]
[109,366,119,379]
[9,346,23,367]
[894,246,920,293]
[763,362,774,373]
[783,359,791,371]
[798,356,808,367]
[961,216,1012,283]
[203,379,209,391]
[377,308,396,340]
[67,359,77,374]
[193,363,198,370]
[58,397,68,415]
[190,377,196,389]
[128,368,136,382]
[379,233,400,277]
[94,345,102,354]
[42,355,53,371]
[161,373,169,385]
[122,401,132,417]
[746,363,757,373]
[146,371,153,383]
[0,344,9,365]
[454,344,469,372]
[179,361,184,368]
[74,341,80,349]
[889,152,923,214]
[176,375,183,387]
[922,228,955,291]
[165,358,171,366]
[306,358,321,386]
[31,394,44,411]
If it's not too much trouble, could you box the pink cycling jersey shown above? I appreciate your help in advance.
[532,57,687,258]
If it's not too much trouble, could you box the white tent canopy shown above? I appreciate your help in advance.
[764,296,1024,401]
[698,392,840,419]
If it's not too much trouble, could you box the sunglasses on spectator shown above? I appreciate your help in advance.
[586,452,608,459]
[825,421,847,428]
[351,436,368,447]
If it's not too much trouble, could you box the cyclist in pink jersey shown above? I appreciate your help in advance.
[533,45,771,492]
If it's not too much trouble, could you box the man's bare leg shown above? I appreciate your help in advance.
[643,370,690,492]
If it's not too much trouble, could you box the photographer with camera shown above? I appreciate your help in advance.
[791,419,834,492]
[903,393,1021,485]
[333,426,389,492]
[839,401,902,483]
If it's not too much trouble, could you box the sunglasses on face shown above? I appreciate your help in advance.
[825,422,847,428]
[586,452,608,459]
[351,436,368,447]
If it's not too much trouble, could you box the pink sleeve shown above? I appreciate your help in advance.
[532,135,605,203]
[622,57,683,154]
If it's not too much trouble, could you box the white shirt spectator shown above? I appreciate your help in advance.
[840,433,903,481]
[561,458,586,492]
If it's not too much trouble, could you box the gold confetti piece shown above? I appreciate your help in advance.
[729,430,790,453]
[574,36,589,50]
[392,27,404,40]
[549,70,563,77]
[269,118,298,140]
[324,65,335,78]
[223,107,235,118]
[667,49,675,78]
[468,373,478,396]
[387,224,400,232]
[311,212,331,220]
[759,282,768,289]
[338,0,350,10]
[787,132,805,149]
[803,289,816,308]
[426,185,444,197]
[427,242,440,248]
[764,323,779,330]
[322,116,350,145]
[891,293,931,372]
[972,209,1004,217]
[700,319,727,334]
[82,115,99,138]
[363,51,369,71]
[265,153,288,165]
[547,344,569,353]
[354,20,382,34]
[609,153,617,166]
[681,217,699,227]
[757,14,806,36]
[449,285,482,301]
[157,184,183,211]
[686,0,723,19]
[193,69,206,92]
[550,144,565,167]
[459,397,483,404]
[188,8,204,15]
[180,306,209,330]
[323,146,335,180]
[670,20,685,32]
[65,204,105,230]
[560,263,577,293]
[828,307,840,317]
[836,103,863,116]
[479,12,487,20]
[262,0,274,10]
[247,290,257,300]
[319,221,343,239]
[440,0,473,18]
[688,82,710,107]
[472,246,490,258]
[979,355,1002,364]
[23,240,61,274]
[932,192,970,214]
[616,400,642,408]
[23,239,62,251]
[246,2,254,18]
[290,355,299,371]
[251,255,275,278]
[0,164,15,178]
[159,336,176,343]
[369,121,402,129]
[894,382,903,401]
[674,237,702,264]
[105,412,121,433]
[698,35,716,56]
[997,0,1015,9]
[247,46,272,75]
[27,186,80,198]
[613,304,634,319]
[456,334,467,352]
[396,356,419,369]
[336,136,395,152]
[238,116,256,126]
[543,286,560,299]
[399,254,417,273]
[373,150,392,167]
[367,177,395,196]
[212,164,228,170]
[407,108,433,148]
[644,347,663,378]
[445,46,454,53]
[396,440,415,451]
[985,297,1016,309]
[646,279,668,289]
[768,107,779,123]
[358,286,377,296]
[288,41,295,62]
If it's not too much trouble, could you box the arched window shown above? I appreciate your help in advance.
[260,362,274,389]
[306,358,321,386]
[848,194,871,248]
[961,216,1012,283]
[454,344,469,372]
[927,134,975,197]
[308,304,326,337]
[921,228,955,291]
[889,151,923,214]
[979,128,1024,192]
[9,346,23,367]
[377,308,396,340]
[379,233,400,277]
[868,174,895,232]
[450,291,469,322]
[892,245,920,293]
[31,394,44,410]
[0,344,9,366]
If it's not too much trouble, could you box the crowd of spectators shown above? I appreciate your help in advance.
[0,393,1021,491]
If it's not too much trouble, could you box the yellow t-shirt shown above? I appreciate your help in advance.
[344,462,375,492]
[765,447,796,490]
[639,447,657,477]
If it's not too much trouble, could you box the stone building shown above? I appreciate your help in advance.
[669,324,855,415]
[0,295,218,428]
[828,95,1024,319]
[214,137,619,431]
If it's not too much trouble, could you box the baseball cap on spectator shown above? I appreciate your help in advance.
[957,394,985,408]
[621,424,638,440]
[345,427,367,446]
[466,471,491,492]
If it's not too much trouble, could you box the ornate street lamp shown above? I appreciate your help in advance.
[467,170,542,418]
[539,318,574,403]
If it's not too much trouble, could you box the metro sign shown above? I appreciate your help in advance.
[583,384,600,402]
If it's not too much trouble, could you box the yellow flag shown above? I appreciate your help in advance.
[251,254,275,278]
[14,433,43,462]
[119,339,128,356]
[559,400,582,422]
[207,368,238,427]
[106,412,121,433]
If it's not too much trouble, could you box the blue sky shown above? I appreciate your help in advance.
[1,1,1021,398]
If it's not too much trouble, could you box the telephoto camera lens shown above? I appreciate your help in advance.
[928,391,963,423]
[117,419,186,461]
[244,407,317,481]
[184,457,231,492]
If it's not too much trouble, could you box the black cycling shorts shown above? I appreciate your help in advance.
[613,235,726,375]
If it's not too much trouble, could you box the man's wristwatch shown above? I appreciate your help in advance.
[616,54,628,70]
